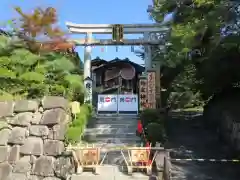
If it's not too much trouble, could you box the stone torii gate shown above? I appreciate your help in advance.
[65,22,169,103]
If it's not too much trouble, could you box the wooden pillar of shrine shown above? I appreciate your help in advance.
[155,63,161,109]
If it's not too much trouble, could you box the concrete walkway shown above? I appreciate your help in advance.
[70,166,154,180]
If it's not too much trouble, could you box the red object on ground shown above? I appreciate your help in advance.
[137,120,143,134]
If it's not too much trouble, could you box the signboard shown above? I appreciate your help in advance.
[97,95,117,112]
[139,78,147,111]
[82,148,99,163]
[84,77,93,104]
[117,95,138,113]
[112,24,123,42]
[131,149,149,163]
[70,101,81,114]
[147,71,156,108]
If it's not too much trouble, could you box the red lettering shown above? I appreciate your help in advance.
[125,97,130,102]
[105,97,110,102]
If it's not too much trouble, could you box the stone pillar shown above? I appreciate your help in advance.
[84,33,92,79]
[143,32,152,71]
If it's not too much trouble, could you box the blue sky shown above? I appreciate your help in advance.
[0,0,154,65]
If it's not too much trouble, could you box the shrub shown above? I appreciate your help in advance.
[140,109,167,145]
[145,123,166,145]
[140,109,164,127]
[65,104,92,144]
[65,127,83,144]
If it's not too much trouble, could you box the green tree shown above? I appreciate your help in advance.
[147,0,240,108]
[0,30,84,102]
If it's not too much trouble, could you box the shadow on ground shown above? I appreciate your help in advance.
[165,114,240,180]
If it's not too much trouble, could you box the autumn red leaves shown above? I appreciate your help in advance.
[13,6,74,53]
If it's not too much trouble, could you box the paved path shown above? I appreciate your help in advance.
[70,166,154,180]
[166,116,240,180]
[70,115,153,180]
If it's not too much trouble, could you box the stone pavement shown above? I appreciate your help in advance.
[70,166,155,180]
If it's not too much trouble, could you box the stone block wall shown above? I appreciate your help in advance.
[219,111,240,151]
[0,96,75,180]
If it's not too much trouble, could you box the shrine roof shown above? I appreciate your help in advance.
[91,57,144,72]
[0,29,12,37]
[91,57,107,66]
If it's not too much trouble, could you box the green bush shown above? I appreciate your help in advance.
[145,123,166,145]
[0,34,85,102]
[65,127,83,144]
[140,109,166,144]
[140,109,164,127]
[65,104,92,144]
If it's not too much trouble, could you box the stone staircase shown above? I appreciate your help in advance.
[83,115,140,164]
[84,115,140,146]
[73,115,154,180]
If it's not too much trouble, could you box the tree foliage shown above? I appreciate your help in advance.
[0,6,84,102]
[149,0,240,108]
[10,6,74,53]
[0,34,84,101]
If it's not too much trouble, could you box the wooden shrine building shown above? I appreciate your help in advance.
[91,57,144,95]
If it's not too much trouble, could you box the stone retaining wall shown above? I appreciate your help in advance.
[219,111,240,151]
[0,96,75,180]
[203,96,240,152]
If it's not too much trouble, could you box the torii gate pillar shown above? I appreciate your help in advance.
[144,32,152,71]
[84,33,92,79]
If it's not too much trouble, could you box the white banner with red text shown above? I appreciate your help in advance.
[97,94,138,114]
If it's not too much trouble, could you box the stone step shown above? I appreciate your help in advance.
[94,137,140,143]
[96,133,136,139]
[95,122,137,126]
[83,135,139,142]
[93,124,137,129]
[84,128,136,135]
[96,114,138,119]
[83,133,139,142]
[95,118,138,125]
